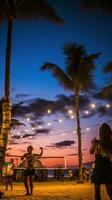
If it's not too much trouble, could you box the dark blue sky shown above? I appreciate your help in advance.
[0,0,112,165]
[0,0,112,99]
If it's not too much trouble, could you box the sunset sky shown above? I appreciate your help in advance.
[0,0,112,168]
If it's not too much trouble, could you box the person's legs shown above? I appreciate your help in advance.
[9,177,13,190]
[24,175,29,195]
[29,176,33,195]
[94,184,101,200]
[5,176,8,191]
[105,184,112,200]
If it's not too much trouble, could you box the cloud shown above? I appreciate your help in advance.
[34,128,51,135]
[97,106,112,117]
[54,140,75,148]
[94,85,112,101]
[13,94,91,120]
[15,93,31,99]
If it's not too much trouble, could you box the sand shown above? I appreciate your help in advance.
[0,182,110,200]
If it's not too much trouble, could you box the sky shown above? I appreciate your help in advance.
[0,0,112,168]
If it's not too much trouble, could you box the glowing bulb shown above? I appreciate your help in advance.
[73,130,76,134]
[25,129,28,132]
[91,103,96,108]
[26,117,30,121]
[84,110,89,115]
[21,135,23,138]
[32,127,35,130]
[62,133,66,136]
[38,125,42,129]
[70,115,74,119]
[47,109,51,114]
[59,119,62,123]
[106,104,110,108]
[86,127,90,131]
[29,136,32,139]
[48,122,51,126]
[68,109,73,114]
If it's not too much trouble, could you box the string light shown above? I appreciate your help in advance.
[32,127,35,130]
[91,103,96,108]
[68,109,73,114]
[84,110,89,115]
[25,129,28,132]
[106,104,110,108]
[47,109,51,114]
[86,127,90,131]
[48,122,51,126]
[70,115,75,119]
[62,133,66,136]
[59,119,62,123]
[26,117,30,122]
[38,125,42,129]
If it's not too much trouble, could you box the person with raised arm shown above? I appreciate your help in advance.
[21,145,43,195]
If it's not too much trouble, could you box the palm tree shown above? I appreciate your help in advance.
[103,62,112,97]
[40,43,100,182]
[0,0,63,171]
[82,0,112,13]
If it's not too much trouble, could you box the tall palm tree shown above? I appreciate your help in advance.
[82,0,112,13]
[40,43,100,182]
[0,0,63,171]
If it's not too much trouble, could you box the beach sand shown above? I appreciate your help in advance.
[0,182,110,200]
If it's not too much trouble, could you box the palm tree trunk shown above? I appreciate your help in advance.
[75,93,83,183]
[0,20,12,172]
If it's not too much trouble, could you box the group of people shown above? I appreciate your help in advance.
[0,122,112,200]
[2,146,43,196]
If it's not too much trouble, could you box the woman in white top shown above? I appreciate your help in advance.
[5,158,15,191]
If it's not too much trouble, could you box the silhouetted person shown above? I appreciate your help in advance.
[5,158,15,191]
[90,123,112,200]
[21,145,43,195]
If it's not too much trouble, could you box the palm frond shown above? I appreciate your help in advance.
[104,62,112,73]
[16,0,63,24]
[11,118,25,129]
[63,43,86,80]
[82,0,112,14]
[40,63,73,90]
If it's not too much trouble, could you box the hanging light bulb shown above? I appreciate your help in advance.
[68,109,73,114]
[86,127,90,131]
[70,115,74,119]
[59,119,63,123]
[91,103,96,108]
[26,117,30,121]
[106,104,110,108]
[47,109,51,114]
[84,110,89,115]
[38,125,42,129]
[48,122,51,126]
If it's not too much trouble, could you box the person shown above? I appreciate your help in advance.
[68,168,73,181]
[90,123,112,200]
[5,158,15,191]
[21,145,43,195]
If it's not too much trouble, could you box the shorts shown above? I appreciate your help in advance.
[24,169,35,176]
